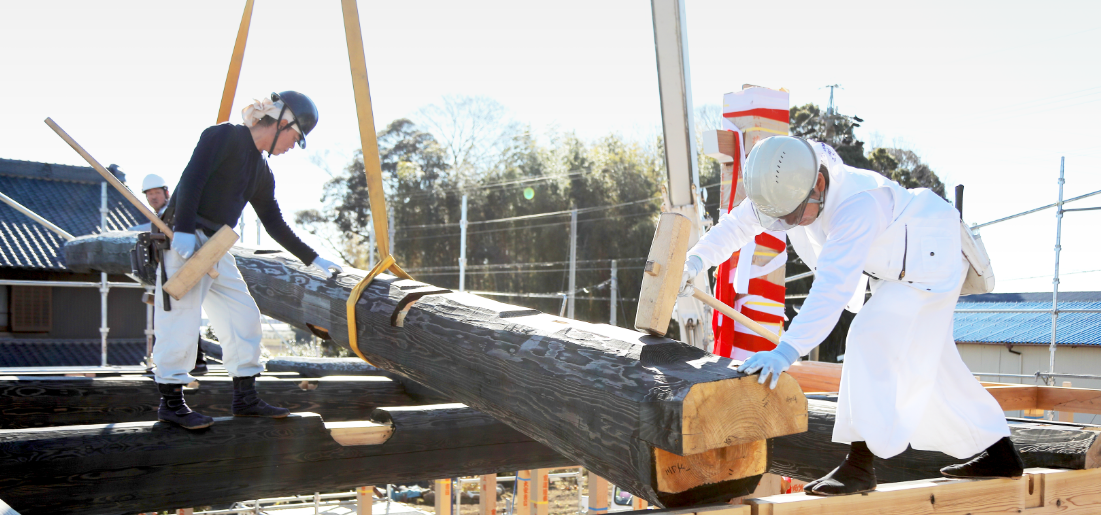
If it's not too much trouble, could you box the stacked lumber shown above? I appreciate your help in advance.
[64,233,810,507]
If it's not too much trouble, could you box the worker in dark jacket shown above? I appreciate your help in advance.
[154,91,343,430]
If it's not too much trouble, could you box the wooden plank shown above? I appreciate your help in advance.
[480,474,497,515]
[434,480,453,515]
[0,375,420,428]
[65,232,810,508]
[1038,384,1101,416]
[357,486,373,515]
[784,361,842,393]
[587,472,608,515]
[0,405,572,515]
[768,400,1101,483]
[515,470,531,515]
[216,0,254,123]
[1025,467,1101,513]
[745,475,1026,514]
[163,225,239,300]
[533,468,550,515]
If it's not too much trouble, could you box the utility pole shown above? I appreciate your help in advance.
[256,218,261,245]
[388,210,395,259]
[824,84,842,115]
[459,195,468,292]
[567,208,577,319]
[610,260,617,326]
[1049,157,1065,382]
[239,216,246,241]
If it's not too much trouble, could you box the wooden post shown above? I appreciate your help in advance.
[586,471,608,515]
[1058,381,1074,422]
[434,480,452,515]
[175,509,193,515]
[480,474,497,515]
[356,486,373,515]
[631,495,648,511]
[532,469,550,515]
[516,470,532,515]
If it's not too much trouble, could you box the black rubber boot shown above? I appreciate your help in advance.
[191,338,208,376]
[940,437,1024,479]
[157,383,214,430]
[807,441,877,496]
[232,374,289,418]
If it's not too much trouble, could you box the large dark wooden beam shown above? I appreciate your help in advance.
[769,399,1101,483]
[0,375,420,428]
[66,232,809,507]
[0,404,573,515]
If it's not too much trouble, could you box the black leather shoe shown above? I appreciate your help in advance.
[940,437,1024,479]
[157,383,214,430]
[807,441,877,496]
[190,361,208,376]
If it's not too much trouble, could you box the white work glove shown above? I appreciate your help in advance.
[678,255,704,298]
[171,232,199,259]
[310,256,344,278]
[737,342,801,390]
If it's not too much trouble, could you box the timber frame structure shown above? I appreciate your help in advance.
[5,1,1101,514]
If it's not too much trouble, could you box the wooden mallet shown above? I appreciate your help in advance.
[45,117,238,300]
[635,212,780,345]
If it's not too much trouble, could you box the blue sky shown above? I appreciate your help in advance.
[1,0,1099,292]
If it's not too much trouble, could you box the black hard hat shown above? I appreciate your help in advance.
[271,91,318,149]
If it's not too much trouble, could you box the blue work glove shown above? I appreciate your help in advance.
[737,342,801,390]
[171,232,199,259]
[310,256,344,278]
[678,255,704,298]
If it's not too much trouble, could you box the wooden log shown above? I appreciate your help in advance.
[0,375,419,428]
[768,399,1101,483]
[64,232,810,508]
[0,404,572,515]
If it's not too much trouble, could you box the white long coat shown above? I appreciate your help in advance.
[689,142,1009,459]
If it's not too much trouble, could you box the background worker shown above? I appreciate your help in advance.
[679,136,1023,496]
[154,91,343,430]
[127,173,211,375]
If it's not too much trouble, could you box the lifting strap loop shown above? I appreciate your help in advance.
[345,254,412,362]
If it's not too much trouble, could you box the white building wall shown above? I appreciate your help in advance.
[957,343,1101,424]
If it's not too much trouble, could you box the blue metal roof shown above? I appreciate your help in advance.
[0,158,143,270]
[954,292,1101,346]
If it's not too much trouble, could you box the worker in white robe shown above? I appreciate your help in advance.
[680,136,1023,496]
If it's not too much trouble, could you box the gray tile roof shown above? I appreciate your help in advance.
[0,338,147,366]
[955,291,1101,346]
[0,158,144,270]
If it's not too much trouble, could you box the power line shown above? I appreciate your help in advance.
[412,266,645,277]
[399,196,660,230]
[394,211,657,242]
[404,257,645,273]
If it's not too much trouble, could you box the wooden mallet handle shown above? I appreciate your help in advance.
[692,287,781,346]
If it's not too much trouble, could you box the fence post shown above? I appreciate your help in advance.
[434,479,452,515]
[533,469,549,515]
[515,470,532,515]
[586,471,608,515]
[357,486,374,515]
[480,474,497,515]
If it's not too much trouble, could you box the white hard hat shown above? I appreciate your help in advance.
[744,136,820,229]
[141,174,167,193]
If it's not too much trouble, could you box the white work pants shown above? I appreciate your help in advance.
[153,234,264,384]
[832,259,1010,459]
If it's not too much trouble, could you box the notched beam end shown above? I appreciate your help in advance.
[680,373,807,455]
[325,419,395,446]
